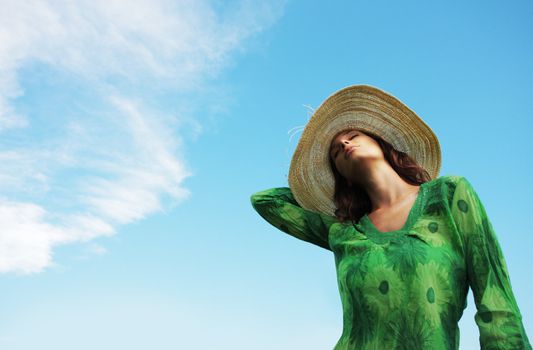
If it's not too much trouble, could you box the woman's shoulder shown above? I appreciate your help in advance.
[428,174,467,188]
[425,174,472,206]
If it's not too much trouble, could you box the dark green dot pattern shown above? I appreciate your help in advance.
[426,287,435,303]
[428,222,439,233]
[457,199,468,213]
[479,305,493,323]
[379,280,389,294]
[250,176,532,348]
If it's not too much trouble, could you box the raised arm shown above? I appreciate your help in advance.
[250,187,337,251]
[451,176,531,349]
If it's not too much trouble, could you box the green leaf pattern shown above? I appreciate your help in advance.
[251,176,531,349]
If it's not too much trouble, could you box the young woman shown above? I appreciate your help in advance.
[250,85,531,349]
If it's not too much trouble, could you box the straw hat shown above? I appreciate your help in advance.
[288,84,441,217]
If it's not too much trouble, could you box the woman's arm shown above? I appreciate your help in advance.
[451,176,531,349]
[250,187,337,251]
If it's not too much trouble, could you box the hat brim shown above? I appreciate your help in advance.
[288,85,441,217]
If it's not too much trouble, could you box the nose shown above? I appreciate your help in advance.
[341,140,350,149]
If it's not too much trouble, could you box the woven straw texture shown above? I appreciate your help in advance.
[288,85,441,217]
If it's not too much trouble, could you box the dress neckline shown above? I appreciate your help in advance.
[358,181,429,236]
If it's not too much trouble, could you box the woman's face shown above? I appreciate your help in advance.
[329,129,384,181]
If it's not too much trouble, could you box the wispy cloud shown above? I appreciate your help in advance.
[0,0,285,273]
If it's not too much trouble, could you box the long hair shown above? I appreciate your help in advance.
[328,129,431,223]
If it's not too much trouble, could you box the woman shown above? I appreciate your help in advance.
[250,85,531,349]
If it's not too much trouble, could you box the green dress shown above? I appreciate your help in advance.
[250,175,531,349]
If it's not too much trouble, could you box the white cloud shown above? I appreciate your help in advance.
[0,0,284,273]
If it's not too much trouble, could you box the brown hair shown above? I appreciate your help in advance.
[328,129,431,223]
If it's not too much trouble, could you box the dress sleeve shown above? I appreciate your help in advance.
[250,187,337,251]
[451,176,532,349]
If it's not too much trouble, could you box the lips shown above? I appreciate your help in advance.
[344,146,356,158]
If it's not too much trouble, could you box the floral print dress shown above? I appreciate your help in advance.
[250,175,531,349]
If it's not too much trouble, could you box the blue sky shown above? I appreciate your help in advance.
[0,0,532,348]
